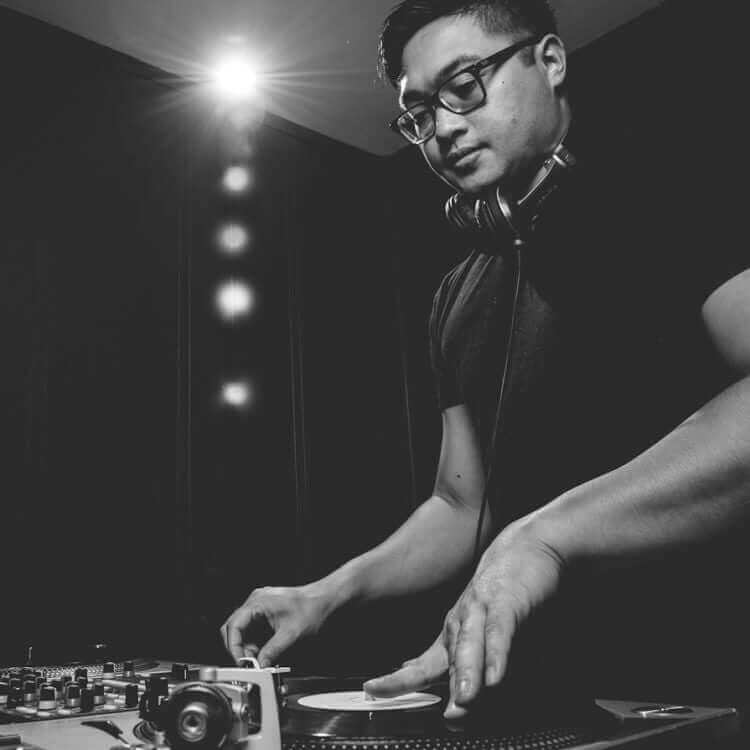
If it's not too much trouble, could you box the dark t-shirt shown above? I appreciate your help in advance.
[429,125,748,702]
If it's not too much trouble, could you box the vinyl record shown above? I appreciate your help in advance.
[282,682,446,738]
[297,691,441,711]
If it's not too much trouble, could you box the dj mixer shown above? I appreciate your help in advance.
[0,659,170,721]
[0,658,743,750]
[0,658,207,748]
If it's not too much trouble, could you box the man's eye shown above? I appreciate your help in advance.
[447,76,479,99]
[406,107,431,126]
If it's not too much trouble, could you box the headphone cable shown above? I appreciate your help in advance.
[472,237,524,570]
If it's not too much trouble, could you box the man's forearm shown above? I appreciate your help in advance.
[532,375,750,564]
[305,494,489,610]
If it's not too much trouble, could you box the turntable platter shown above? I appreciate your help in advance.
[298,691,441,712]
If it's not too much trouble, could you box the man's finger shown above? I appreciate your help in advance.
[363,642,448,698]
[444,613,460,664]
[220,619,234,650]
[224,618,249,663]
[223,608,264,663]
[451,605,485,707]
[483,609,514,687]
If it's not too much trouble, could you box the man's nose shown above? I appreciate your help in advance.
[434,105,468,141]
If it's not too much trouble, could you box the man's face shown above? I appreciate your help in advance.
[398,14,565,195]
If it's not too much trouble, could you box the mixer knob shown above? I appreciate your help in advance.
[102,662,116,679]
[123,661,135,678]
[171,662,189,681]
[80,687,95,713]
[77,676,88,690]
[22,680,37,704]
[141,674,169,719]
[8,686,22,708]
[38,685,57,711]
[93,681,105,705]
[125,683,139,708]
[0,681,8,706]
[65,684,82,709]
[75,667,88,681]
[51,679,63,699]
[8,683,20,709]
[150,675,169,697]
[61,674,72,687]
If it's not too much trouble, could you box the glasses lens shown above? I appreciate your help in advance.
[440,71,484,113]
[396,105,434,144]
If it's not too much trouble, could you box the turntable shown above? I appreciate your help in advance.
[0,659,741,749]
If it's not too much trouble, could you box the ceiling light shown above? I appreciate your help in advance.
[213,55,260,101]
[215,280,255,320]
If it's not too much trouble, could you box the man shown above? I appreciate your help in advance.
[222,0,749,719]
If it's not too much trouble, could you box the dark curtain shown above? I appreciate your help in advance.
[0,7,416,673]
[0,8,190,663]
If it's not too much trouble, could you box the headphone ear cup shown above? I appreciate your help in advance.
[444,142,577,245]
[445,193,477,232]
[477,188,522,242]
[445,190,519,245]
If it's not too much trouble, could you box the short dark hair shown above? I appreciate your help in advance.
[378,0,558,86]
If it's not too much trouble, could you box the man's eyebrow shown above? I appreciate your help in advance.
[400,53,482,107]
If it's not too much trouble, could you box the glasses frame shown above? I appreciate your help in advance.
[389,36,542,145]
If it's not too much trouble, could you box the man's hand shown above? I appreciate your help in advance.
[364,521,564,717]
[220,585,332,666]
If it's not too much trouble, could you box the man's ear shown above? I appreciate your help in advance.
[537,34,567,89]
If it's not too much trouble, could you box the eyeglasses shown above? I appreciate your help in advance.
[389,36,541,145]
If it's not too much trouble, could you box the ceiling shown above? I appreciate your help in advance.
[0,0,662,156]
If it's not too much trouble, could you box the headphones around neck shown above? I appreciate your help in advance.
[444,141,577,246]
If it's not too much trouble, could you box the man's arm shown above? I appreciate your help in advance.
[367,269,750,716]
[221,403,490,664]
[449,269,750,708]
[318,403,490,606]
[530,268,750,563]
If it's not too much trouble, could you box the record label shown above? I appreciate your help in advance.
[298,691,441,712]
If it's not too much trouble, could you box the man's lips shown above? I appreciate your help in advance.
[445,146,481,168]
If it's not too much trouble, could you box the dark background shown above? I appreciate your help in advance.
[0,1,734,677]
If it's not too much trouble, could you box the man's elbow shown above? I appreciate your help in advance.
[703,269,750,375]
